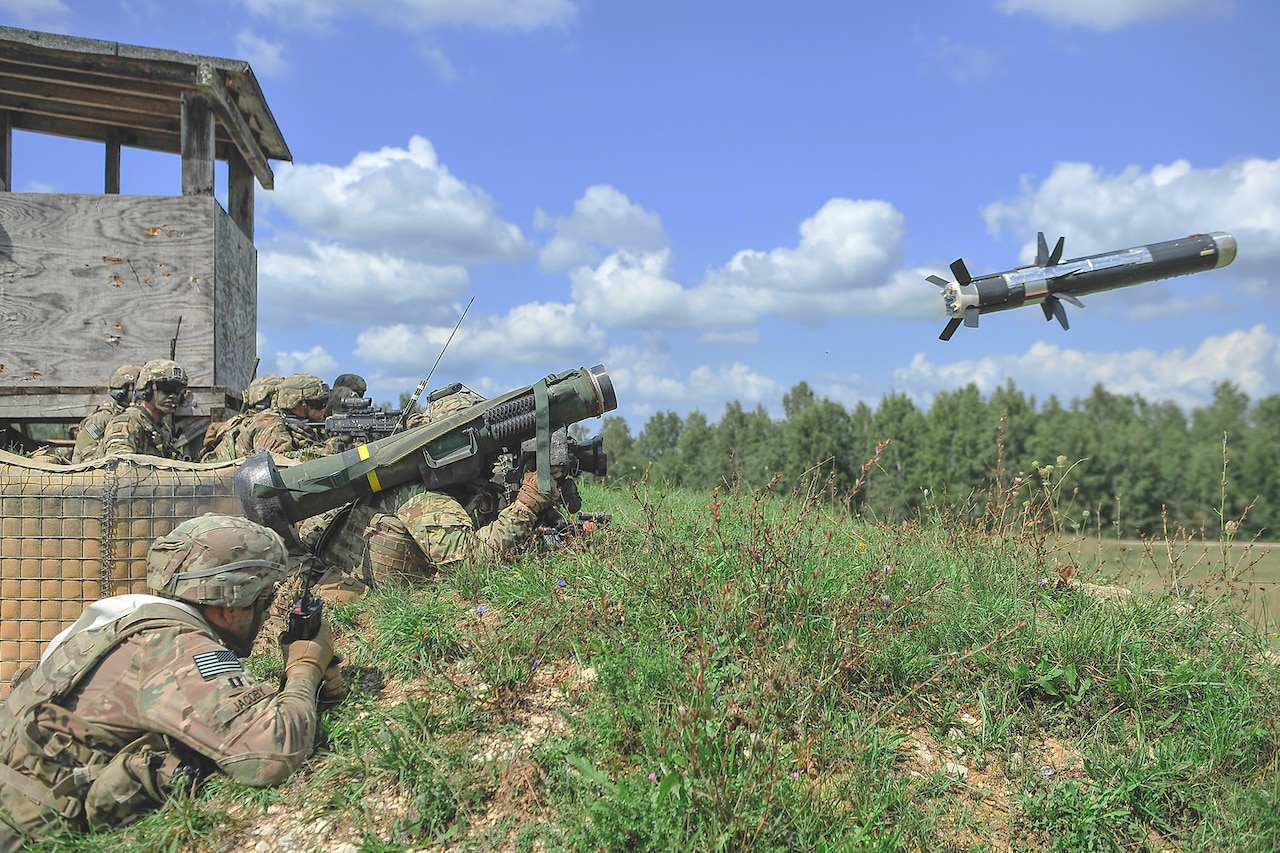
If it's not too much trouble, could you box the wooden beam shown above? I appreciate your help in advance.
[180,90,214,196]
[196,63,273,190]
[228,149,254,240]
[104,126,120,194]
[0,109,9,191]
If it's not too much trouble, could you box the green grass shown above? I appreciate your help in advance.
[29,473,1280,852]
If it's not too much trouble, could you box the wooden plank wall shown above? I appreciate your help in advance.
[0,193,255,419]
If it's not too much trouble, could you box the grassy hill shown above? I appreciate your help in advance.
[32,475,1280,852]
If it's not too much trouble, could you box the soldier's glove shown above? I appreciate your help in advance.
[319,653,346,706]
[280,617,336,683]
[514,468,561,517]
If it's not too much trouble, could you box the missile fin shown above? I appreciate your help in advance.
[1049,297,1070,330]
[1059,292,1084,308]
[926,274,950,288]
[949,258,972,286]
[1036,232,1049,267]
[939,317,962,341]
[1041,300,1055,323]
[963,306,979,328]
[1048,236,1065,265]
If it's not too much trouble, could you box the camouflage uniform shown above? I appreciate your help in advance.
[240,374,335,461]
[201,374,283,462]
[303,385,551,586]
[99,360,188,460]
[72,364,140,463]
[71,400,125,462]
[0,516,331,848]
[98,405,179,459]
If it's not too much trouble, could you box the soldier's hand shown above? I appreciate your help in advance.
[280,618,336,682]
[319,653,346,705]
[515,469,561,516]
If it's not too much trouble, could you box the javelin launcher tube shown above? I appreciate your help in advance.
[235,364,617,539]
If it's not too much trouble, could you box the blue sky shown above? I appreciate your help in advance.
[4,0,1278,428]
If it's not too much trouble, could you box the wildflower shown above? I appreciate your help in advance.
[474,605,487,614]
[556,578,567,588]
[1056,455,1068,467]
[858,541,866,548]
[529,657,539,669]
[791,771,800,778]
[648,772,658,782]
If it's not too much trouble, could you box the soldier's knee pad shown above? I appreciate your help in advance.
[365,513,434,584]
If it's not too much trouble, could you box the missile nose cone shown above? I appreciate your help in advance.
[1209,232,1237,268]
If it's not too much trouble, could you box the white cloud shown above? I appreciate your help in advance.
[0,0,70,30]
[982,157,1280,280]
[569,198,912,329]
[353,301,607,373]
[893,325,1280,410]
[603,344,781,420]
[697,329,761,346]
[234,0,576,31]
[234,30,288,78]
[269,137,532,264]
[537,185,668,271]
[994,0,1233,31]
[258,241,471,326]
[274,345,340,379]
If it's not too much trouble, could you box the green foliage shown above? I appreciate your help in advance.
[598,379,1280,540]
[66,463,1280,851]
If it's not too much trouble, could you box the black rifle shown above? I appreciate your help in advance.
[537,511,612,550]
[290,397,403,444]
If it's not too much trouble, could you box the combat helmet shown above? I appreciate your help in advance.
[108,363,142,404]
[147,514,289,608]
[243,374,283,410]
[135,359,188,398]
[276,373,331,411]
[333,373,367,396]
[405,382,485,427]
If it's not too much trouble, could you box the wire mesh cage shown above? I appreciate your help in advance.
[0,451,242,694]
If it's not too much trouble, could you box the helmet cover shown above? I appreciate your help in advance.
[275,374,331,410]
[147,514,289,608]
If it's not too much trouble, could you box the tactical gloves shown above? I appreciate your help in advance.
[514,468,561,516]
[280,617,336,683]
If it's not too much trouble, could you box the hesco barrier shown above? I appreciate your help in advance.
[0,450,242,696]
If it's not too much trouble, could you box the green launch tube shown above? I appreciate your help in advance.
[235,364,617,540]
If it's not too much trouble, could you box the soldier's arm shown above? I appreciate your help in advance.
[99,414,139,456]
[397,492,541,571]
[135,630,319,787]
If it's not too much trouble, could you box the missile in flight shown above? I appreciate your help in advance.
[928,231,1237,341]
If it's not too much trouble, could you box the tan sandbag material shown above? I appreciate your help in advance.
[0,451,242,695]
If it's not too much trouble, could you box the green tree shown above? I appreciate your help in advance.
[1187,381,1251,536]
[869,392,928,521]
[782,396,853,492]
[712,402,781,488]
[675,410,719,488]
[634,410,683,483]
[599,416,642,485]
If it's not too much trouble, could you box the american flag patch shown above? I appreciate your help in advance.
[193,649,244,680]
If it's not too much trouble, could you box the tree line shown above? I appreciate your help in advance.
[593,380,1280,540]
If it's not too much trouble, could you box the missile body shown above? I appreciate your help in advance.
[930,231,1237,340]
[235,364,617,540]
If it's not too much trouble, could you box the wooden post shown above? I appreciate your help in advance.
[180,91,215,197]
[0,109,11,192]
[105,127,121,194]
[228,149,254,241]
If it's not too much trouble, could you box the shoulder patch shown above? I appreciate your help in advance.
[193,648,245,680]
